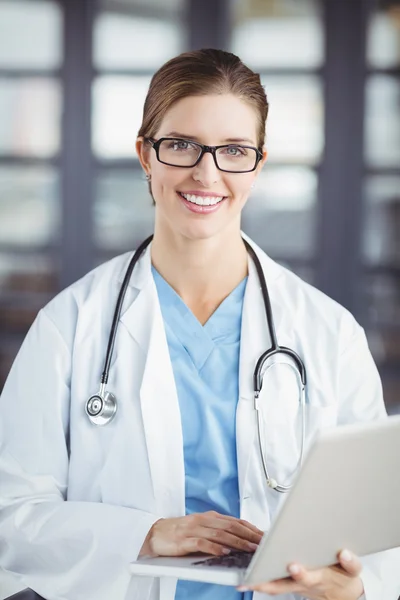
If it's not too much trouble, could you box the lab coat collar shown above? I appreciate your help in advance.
[116,233,283,292]
[116,242,153,291]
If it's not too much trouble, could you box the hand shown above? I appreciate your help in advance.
[139,511,263,558]
[237,549,364,599]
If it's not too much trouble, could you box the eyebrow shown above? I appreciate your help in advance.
[163,131,256,145]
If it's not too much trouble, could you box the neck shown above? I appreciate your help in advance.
[150,224,248,310]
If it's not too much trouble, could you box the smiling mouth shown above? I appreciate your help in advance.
[178,192,226,206]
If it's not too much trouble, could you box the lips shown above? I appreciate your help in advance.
[177,192,226,214]
[178,192,226,206]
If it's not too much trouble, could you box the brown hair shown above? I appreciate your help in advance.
[138,48,268,200]
[138,48,268,147]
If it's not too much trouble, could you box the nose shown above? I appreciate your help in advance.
[192,151,220,187]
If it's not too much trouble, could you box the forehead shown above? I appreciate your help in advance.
[156,93,259,144]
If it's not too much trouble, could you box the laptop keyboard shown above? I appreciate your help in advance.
[192,550,254,569]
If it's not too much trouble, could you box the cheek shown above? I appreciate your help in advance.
[151,164,180,199]
[229,176,253,201]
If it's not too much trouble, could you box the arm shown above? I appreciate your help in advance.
[237,318,400,600]
[337,322,400,600]
[0,310,160,600]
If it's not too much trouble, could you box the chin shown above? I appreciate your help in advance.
[178,220,233,243]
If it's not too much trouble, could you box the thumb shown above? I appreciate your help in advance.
[337,549,363,577]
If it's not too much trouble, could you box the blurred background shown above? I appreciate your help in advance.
[0,0,399,596]
[0,0,399,413]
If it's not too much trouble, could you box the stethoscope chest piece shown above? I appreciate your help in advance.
[85,390,117,426]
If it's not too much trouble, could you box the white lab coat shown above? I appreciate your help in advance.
[0,236,399,600]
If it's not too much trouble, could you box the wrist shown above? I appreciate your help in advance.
[139,518,163,557]
[355,577,365,599]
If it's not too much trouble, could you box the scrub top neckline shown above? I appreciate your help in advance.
[151,266,247,331]
[152,266,248,370]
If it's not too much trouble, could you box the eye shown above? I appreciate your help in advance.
[168,139,195,151]
[222,146,247,157]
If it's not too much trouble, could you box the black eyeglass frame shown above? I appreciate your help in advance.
[144,137,263,173]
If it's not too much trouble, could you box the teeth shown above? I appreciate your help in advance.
[180,193,224,206]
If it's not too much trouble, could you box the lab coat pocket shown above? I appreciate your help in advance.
[257,361,337,488]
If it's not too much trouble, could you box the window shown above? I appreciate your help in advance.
[0,0,62,388]
[363,2,400,414]
[232,0,325,276]
[92,0,186,256]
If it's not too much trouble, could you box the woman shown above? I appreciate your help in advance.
[0,49,397,600]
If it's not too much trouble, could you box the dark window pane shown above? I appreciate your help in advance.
[0,302,43,336]
[0,78,62,157]
[232,0,324,69]
[94,170,154,250]
[0,339,24,390]
[0,253,58,295]
[242,166,317,260]
[362,176,400,267]
[364,273,400,328]
[367,325,400,365]
[0,254,58,351]
[0,0,63,69]
[380,375,400,416]
[365,76,400,168]
[0,166,60,246]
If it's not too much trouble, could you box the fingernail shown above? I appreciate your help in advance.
[237,586,249,591]
[247,542,258,551]
[222,548,231,555]
[288,563,301,575]
[341,550,352,562]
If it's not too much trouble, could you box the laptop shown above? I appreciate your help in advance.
[130,415,400,586]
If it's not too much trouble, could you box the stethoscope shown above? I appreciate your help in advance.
[85,235,307,493]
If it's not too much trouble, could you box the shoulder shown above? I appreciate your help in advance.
[248,236,362,351]
[40,251,135,343]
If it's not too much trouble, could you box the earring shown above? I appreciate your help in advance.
[145,173,151,181]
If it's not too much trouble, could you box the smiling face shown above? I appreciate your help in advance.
[136,93,267,243]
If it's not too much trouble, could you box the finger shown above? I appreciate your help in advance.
[207,512,264,533]
[181,536,232,557]
[195,525,259,552]
[212,514,264,537]
[239,564,324,595]
[201,517,263,545]
[337,550,363,576]
[238,576,301,594]
[287,563,322,587]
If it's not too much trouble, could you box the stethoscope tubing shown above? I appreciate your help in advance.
[100,235,154,385]
[86,236,308,492]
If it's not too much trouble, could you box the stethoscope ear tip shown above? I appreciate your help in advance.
[267,478,278,490]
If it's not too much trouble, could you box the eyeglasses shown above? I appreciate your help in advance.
[145,137,263,173]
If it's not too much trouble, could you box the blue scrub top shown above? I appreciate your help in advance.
[152,267,252,600]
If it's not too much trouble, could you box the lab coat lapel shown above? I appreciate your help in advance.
[119,248,185,518]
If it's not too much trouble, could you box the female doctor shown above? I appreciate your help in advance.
[0,49,398,600]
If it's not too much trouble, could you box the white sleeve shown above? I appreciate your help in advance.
[337,323,400,600]
[0,310,160,600]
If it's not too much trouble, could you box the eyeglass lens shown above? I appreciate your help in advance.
[158,139,258,172]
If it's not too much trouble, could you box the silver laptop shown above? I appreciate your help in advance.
[130,416,400,586]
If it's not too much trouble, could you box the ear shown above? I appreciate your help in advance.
[136,137,152,177]
[259,146,268,169]
[254,146,268,178]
